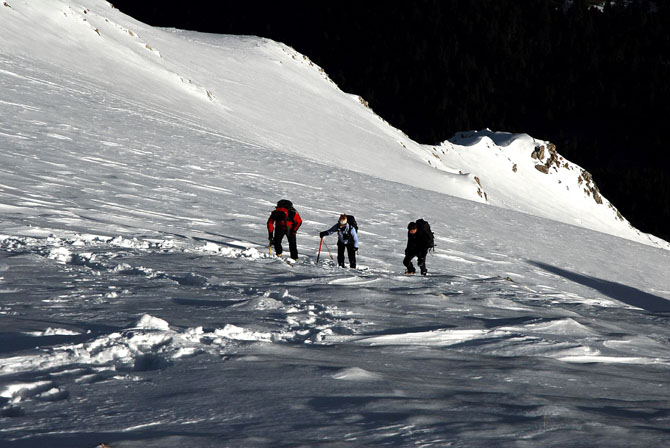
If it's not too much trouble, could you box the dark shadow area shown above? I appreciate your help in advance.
[171,297,244,307]
[467,316,543,329]
[576,404,670,421]
[0,333,91,354]
[0,431,223,448]
[0,318,123,354]
[530,261,670,313]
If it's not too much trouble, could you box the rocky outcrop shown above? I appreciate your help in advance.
[578,170,603,205]
[474,176,488,201]
[532,144,561,174]
[531,143,612,209]
[534,164,549,174]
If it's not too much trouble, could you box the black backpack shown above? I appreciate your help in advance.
[275,199,297,223]
[345,215,358,233]
[415,218,435,251]
[277,199,293,210]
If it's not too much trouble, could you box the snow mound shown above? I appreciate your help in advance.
[25,328,81,337]
[332,367,383,381]
[501,318,598,337]
[135,314,170,331]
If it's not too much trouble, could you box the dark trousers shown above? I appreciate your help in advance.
[337,241,356,268]
[403,248,427,274]
[273,229,298,260]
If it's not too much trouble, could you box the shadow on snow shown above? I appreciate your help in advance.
[530,261,670,313]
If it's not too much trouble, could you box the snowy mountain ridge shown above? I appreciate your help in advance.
[0,0,666,249]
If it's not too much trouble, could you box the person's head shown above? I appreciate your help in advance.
[338,214,348,227]
[408,222,417,234]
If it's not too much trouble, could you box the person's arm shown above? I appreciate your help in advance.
[320,223,338,238]
[292,212,303,233]
[405,232,414,251]
[351,227,359,248]
[267,212,275,242]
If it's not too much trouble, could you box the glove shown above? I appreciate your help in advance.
[354,247,358,252]
[319,231,328,238]
[268,233,273,245]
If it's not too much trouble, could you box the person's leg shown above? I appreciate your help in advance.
[417,248,428,275]
[403,252,416,273]
[347,244,357,268]
[337,241,345,267]
[273,229,285,256]
[287,232,298,260]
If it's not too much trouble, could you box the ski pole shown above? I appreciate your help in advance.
[322,238,334,260]
[316,237,324,263]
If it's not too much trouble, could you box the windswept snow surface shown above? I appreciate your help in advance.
[1,1,670,447]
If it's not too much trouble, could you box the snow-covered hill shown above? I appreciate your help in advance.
[1,0,666,249]
[1,1,669,447]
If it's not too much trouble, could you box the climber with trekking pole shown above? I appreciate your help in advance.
[319,214,359,268]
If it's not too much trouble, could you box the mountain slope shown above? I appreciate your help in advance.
[1,0,666,249]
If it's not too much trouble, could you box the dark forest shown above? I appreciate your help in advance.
[112,0,670,242]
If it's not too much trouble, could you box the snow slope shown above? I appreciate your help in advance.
[1,0,666,249]
[1,1,670,447]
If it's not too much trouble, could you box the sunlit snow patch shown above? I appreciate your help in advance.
[332,367,383,381]
[214,324,272,342]
[558,355,669,365]
[134,314,170,331]
[47,246,72,263]
[197,241,264,260]
[0,381,67,404]
[500,318,599,337]
[356,328,508,347]
[24,328,81,337]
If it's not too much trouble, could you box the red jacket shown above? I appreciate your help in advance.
[267,207,302,234]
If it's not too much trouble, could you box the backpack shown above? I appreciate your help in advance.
[277,199,293,210]
[415,218,435,251]
[345,215,358,233]
[275,199,297,226]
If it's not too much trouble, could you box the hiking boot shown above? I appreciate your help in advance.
[421,269,427,276]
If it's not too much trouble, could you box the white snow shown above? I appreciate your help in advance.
[1,0,669,447]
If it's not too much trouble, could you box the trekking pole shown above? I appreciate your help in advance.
[316,237,324,263]
[322,238,334,260]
